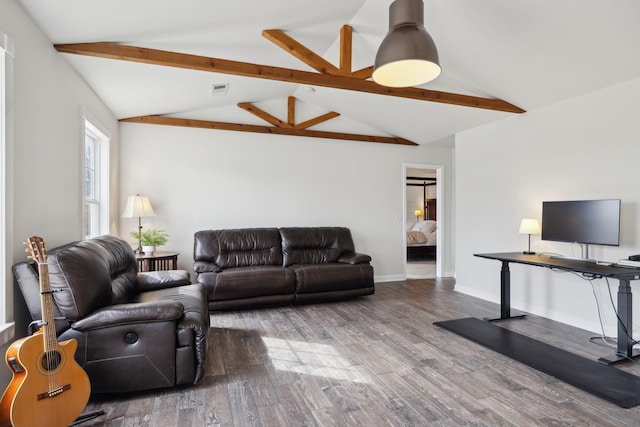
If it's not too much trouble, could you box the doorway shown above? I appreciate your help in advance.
[404,164,442,279]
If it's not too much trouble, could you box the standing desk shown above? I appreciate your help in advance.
[475,252,640,364]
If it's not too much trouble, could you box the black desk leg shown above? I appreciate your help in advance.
[485,261,526,322]
[501,261,511,319]
[598,278,640,364]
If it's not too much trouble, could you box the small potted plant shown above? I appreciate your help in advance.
[130,228,169,255]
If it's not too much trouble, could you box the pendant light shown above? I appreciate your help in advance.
[372,0,441,88]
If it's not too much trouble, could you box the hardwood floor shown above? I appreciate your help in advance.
[81,279,640,426]
[406,260,436,279]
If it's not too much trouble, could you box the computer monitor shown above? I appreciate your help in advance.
[541,199,620,260]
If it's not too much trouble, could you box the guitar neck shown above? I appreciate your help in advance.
[37,262,58,352]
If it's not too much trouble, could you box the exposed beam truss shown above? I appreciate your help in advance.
[238,96,340,130]
[55,42,525,113]
[262,25,373,79]
[119,115,418,146]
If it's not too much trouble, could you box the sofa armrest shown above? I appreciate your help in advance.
[137,270,191,292]
[194,260,222,273]
[339,252,372,264]
[70,300,184,331]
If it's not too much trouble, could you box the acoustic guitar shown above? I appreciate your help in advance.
[0,236,90,427]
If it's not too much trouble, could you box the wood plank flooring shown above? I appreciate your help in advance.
[406,260,436,279]
[81,278,640,426]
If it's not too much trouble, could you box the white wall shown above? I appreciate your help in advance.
[3,1,119,250]
[1,0,118,386]
[456,76,640,336]
[118,123,455,280]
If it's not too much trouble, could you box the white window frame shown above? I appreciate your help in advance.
[82,111,110,240]
[0,30,15,345]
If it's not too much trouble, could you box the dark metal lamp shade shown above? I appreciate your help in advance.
[372,0,441,88]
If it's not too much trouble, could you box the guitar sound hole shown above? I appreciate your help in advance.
[41,350,62,372]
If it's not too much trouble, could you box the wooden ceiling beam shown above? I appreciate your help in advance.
[262,29,342,75]
[350,66,373,80]
[119,115,418,146]
[287,96,295,126]
[295,111,340,130]
[339,25,352,74]
[238,96,340,130]
[237,102,290,128]
[266,25,367,79]
[54,42,526,114]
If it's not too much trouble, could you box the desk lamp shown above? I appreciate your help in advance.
[122,194,156,254]
[414,209,422,222]
[519,218,540,255]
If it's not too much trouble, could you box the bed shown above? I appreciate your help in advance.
[406,220,437,259]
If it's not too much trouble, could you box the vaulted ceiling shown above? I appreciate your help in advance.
[17,0,640,146]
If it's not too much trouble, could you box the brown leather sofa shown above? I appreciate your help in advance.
[193,227,374,310]
[13,235,209,394]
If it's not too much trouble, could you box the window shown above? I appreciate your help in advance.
[82,114,110,239]
[1,30,14,344]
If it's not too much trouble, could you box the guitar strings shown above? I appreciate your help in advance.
[29,238,64,398]
[39,262,61,396]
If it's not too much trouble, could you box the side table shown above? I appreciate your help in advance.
[136,251,179,272]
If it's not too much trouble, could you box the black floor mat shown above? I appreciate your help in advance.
[434,317,640,408]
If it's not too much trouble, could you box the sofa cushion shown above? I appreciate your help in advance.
[47,237,137,320]
[82,235,139,303]
[136,270,191,292]
[208,266,295,301]
[194,228,283,268]
[13,261,72,334]
[280,227,356,267]
[289,263,374,294]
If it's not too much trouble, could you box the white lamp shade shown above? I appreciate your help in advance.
[519,218,541,235]
[372,58,441,88]
[121,195,156,218]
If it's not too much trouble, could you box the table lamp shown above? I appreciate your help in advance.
[414,209,422,222]
[122,194,156,254]
[519,218,540,255]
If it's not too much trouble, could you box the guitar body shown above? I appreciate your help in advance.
[0,331,90,427]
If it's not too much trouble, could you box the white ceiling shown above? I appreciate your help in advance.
[17,0,640,145]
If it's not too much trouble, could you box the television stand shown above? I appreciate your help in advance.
[474,252,640,364]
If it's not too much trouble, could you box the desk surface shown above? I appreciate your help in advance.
[475,252,640,280]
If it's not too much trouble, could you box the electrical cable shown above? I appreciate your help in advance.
[589,281,617,348]
[604,277,640,346]
[545,266,639,353]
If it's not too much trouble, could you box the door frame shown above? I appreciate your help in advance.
[403,163,443,278]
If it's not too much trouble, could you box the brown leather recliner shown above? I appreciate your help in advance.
[13,235,209,394]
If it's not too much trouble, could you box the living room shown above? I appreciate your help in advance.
[3,0,640,424]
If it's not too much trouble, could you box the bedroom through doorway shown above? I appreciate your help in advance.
[405,165,439,279]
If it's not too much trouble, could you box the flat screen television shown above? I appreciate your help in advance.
[541,199,621,260]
